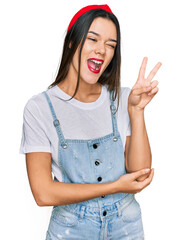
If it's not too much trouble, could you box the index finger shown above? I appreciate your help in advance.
[138,57,148,80]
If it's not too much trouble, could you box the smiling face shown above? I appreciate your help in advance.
[69,17,117,86]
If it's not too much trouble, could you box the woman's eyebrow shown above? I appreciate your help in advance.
[88,31,117,43]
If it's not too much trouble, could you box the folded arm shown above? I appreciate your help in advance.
[26,152,153,207]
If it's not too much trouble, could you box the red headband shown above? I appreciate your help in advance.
[67,4,113,32]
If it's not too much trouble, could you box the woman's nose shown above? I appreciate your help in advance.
[95,42,106,55]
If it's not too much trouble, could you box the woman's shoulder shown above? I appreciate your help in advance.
[120,86,131,95]
[24,92,43,111]
[116,86,131,112]
[22,87,55,115]
[117,86,131,104]
[104,84,131,95]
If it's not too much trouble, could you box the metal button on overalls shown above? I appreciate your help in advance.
[113,136,118,142]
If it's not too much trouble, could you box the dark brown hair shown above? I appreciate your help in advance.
[48,8,121,113]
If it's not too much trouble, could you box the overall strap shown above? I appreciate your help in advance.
[109,90,119,138]
[42,91,68,149]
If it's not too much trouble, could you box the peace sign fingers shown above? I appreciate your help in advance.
[131,57,162,110]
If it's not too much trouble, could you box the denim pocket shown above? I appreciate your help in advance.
[121,198,141,223]
[51,206,78,227]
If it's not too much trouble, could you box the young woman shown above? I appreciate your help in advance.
[19,4,161,240]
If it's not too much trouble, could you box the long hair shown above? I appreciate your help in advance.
[48,8,121,113]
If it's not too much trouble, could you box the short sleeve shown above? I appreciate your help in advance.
[125,87,131,136]
[19,99,51,154]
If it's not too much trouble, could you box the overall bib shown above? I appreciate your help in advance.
[43,89,145,240]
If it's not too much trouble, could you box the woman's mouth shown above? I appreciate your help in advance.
[87,58,104,74]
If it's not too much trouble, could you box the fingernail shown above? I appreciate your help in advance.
[145,168,150,172]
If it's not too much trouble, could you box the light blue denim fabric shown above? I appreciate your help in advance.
[43,89,145,240]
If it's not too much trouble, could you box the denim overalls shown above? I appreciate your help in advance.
[43,89,145,240]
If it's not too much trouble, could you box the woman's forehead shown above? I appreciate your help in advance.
[88,17,117,39]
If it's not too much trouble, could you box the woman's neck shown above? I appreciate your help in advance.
[57,78,102,103]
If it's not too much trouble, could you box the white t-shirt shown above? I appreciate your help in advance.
[19,84,131,182]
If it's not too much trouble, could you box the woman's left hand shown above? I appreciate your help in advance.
[128,57,162,111]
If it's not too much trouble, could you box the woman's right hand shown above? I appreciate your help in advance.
[114,168,154,194]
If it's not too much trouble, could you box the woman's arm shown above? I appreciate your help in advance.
[125,57,162,181]
[26,152,153,207]
[125,109,151,181]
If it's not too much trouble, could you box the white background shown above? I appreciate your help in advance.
[0,0,180,239]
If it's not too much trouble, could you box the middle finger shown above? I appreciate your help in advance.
[147,62,162,82]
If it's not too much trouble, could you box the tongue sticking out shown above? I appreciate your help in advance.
[87,60,101,70]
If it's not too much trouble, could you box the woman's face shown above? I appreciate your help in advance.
[70,17,117,86]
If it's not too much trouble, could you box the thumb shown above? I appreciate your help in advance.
[130,168,151,180]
